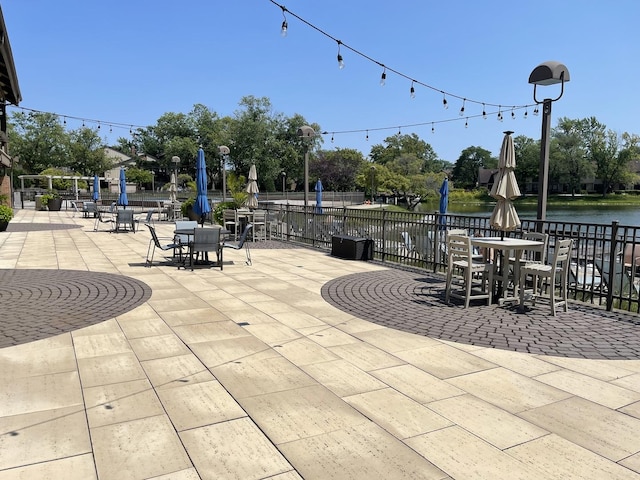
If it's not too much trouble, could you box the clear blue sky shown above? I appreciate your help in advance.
[3,0,638,162]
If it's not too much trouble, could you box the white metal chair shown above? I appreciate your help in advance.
[445,234,493,308]
[519,238,573,316]
[223,209,239,240]
[188,227,223,270]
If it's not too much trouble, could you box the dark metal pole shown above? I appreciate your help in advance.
[536,98,553,230]
[304,146,309,209]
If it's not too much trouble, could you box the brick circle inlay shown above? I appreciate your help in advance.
[0,269,151,348]
[321,268,640,359]
[5,223,82,232]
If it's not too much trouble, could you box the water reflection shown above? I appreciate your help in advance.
[417,202,640,227]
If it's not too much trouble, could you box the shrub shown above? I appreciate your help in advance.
[0,204,13,223]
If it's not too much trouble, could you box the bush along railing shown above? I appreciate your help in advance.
[263,204,640,314]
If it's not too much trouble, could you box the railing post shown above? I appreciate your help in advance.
[381,208,387,262]
[606,221,619,311]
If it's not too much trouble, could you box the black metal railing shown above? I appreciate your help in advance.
[262,204,640,314]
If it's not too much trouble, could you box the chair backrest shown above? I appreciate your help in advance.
[109,202,117,213]
[448,234,474,264]
[144,210,155,223]
[252,210,266,223]
[174,220,198,243]
[146,224,162,248]
[523,231,549,263]
[551,238,572,271]
[192,227,221,253]
[223,209,237,222]
[236,223,253,248]
[117,209,133,222]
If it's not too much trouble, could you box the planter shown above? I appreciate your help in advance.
[47,197,63,211]
[0,220,7,232]
[186,206,200,221]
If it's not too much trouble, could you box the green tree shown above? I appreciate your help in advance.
[452,146,495,189]
[551,117,593,195]
[124,167,153,188]
[310,148,365,191]
[513,135,540,185]
[66,127,110,176]
[8,112,68,173]
[369,133,443,172]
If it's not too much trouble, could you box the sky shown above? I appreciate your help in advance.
[2,0,639,163]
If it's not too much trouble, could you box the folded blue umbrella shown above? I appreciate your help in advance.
[193,148,211,221]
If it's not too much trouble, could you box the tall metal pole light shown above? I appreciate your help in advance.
[297,125,315,208]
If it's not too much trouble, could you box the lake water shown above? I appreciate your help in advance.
[418,203,640,227]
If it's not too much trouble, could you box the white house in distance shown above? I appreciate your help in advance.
[103,147,158,193]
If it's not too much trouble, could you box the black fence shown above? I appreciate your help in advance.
[262,204,640,314]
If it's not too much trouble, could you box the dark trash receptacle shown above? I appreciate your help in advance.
[331,235,373,260]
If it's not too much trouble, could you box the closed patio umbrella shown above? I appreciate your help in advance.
[315,179,323,214]
[169,172,177,204]
[193,148,211,224]
[118,168,128,207]
[245,164,259,209]
[490,131,521,238]
[438,177,448,229]
[92,174,99,202]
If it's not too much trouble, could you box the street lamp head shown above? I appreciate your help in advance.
[171,155,181,165]
[297,125,315,139]
[529,61,570,104]
[528,61,570,86]
[218,145,230,155]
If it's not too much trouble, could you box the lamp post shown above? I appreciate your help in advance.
[171,156,180,205]
[528,61,570,227]
[281,171,286,196]
[218,146,230,203]
[370,165,376,204]
[297,125,315,208]
[151,171,155,192]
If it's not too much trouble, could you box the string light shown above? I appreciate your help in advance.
[442,92,448,109]
[459,99,465,116]
[331,133,334,142]
[280,5,288,37]
[497,106,503,122]
[63,116,66,126]
[431,122,435,134]
[482,103,487,119]
[410,81,415,99]
[366,130,369,141]
[524,109,528,119]
[533,105,539,116]
[336,40,344,69]
[268,0,531,115]
[379,66,386,86]
[465,117,468,128]
[511,107,515,120]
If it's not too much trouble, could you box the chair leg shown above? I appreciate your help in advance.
[245,244,252,266]
[146,241,155,267]
[464,268,472,309]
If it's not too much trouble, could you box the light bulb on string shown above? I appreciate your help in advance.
[431,122,435,134]
[533,106,539,116]
[459,99,466,116]
[410,81,415,99]
[398,127,401,136]
[130,126,133,135]
[524,109,528,119]
[482,103,487,119]
[336,41,344,69]
[442,92,448,109]
[82,119,85,127]
[465,117,468,128]
[366,130,369,141]
[380,67,386,86]
[63,116,66,126]
[497,107,503,122]
[511,108,515,120]
[109,124,113,133]
[280,6,288,37]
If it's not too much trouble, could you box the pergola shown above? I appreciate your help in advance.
[18,175,105,201]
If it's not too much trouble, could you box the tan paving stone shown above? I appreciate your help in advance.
[243,322,303,345]
[540,356,640,381]
[406,425,546,480]
[270,311,327,330]
[345,387,452,439]
[0,453,97,480]
[128,333,191,361]
[141,353,215,390]
[447,367,573,413]
[507,433,640,480]
[619,452,640,474]
[147,467,201,479]
[0,406,91,471]
[619,400,640,420]
[273,336,341,366]
[429,394,549,449]
[117,317,173,339]
[159,307,230,326]
[72,331,132,359]
[189,335,275,368]
[91,415,192,480]
[353,327,441,352]
[302,358,386,397]
[77,352,147,388]
[472,346,562,377]
[280,421,446,480]
[240,384,368,444]
[298,325,360,347]
[328,342,406,371]
[157,380,246,431]
[180,417,293,480]
[212,355,316,399]
[518,396,640,462]
[223,307,277,325]
[0,344,76,379]
[172,320,252,344]
[0,371,83,417]
[612,373,640,394]
[84,379,164,428]
[394,344,498,379]
[534,369,640,409]
[371,364,465,404]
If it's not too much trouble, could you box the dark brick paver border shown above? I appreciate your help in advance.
[0,269,151,348]
[322,268,640,360]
